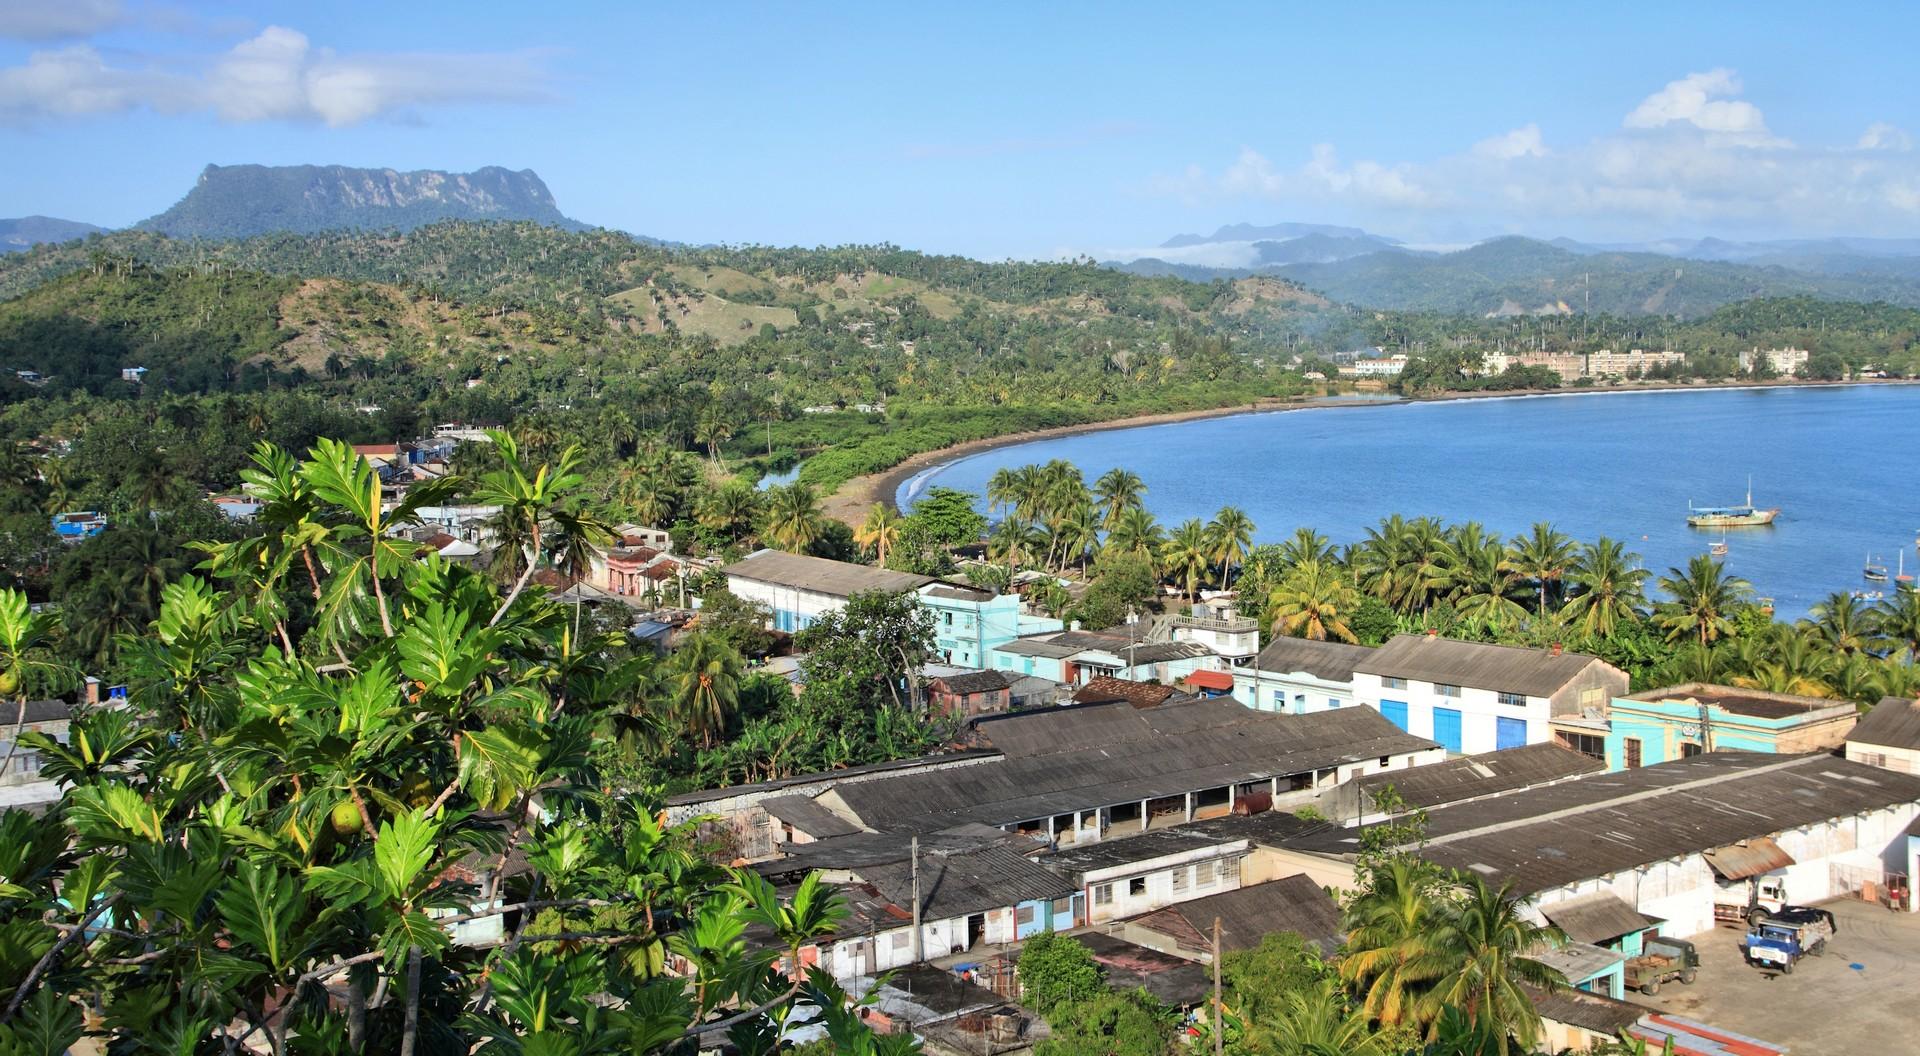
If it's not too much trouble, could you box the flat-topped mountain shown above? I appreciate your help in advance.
[136,164,588,238]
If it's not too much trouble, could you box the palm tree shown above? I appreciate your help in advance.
[696,480,762,545]
[1207,506,1256,591]
[1655,555,1753,647]
[1052,502,1101,573]
[663,632,743,748]
[1506,522,1578,616]
[464,431,580,629]
[854,503,901,566]
[1238,980,1388,1056]
[548,508,613,637]
[1560,537,1649,638]
[1277,527,1336,570]
[1161,519,1213,602]
[1874,588,1920,658]
[694,406,734,468]
[1340,859,1443,1030]
[1355,515,1418,614]
[1733,628,1836,697]
[762,482,825,553]
[1430,524,1527,630]
[1417,876,1567,1048]
[1805,592,1879,655]
[989,517,1041,580]
[1402,517,1449,616]
[1092,467,1146,529]
[1105,506,1164,564]
[1267,559,1360,643]
[1652,643,1735,686]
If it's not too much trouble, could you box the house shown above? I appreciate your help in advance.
[121,366,148,383]
[1529,941,1627,1001]
[1739,347,1810,375]
[1166,600,1261,664]
[1073,932,1213,1009]
[1845,696,1920,774]
[1352,633,1628,754]
[920,583,1063,669]
[1037,828,1251,925]
[1232,636,1374,715]
[1269,751,1920,936]
[0,699,73,785]
[1572,683,1859,771]
[612,523,672,550]
[1070,675,1182,709]
[1116,873,1344,959]
[50,511,106,542]
[14,370,42,384]
[925,670,1019,717]
[1182,669,1236,698]
[990,628,1220,685]
[668,696,1443,852]
[209,495,263,522]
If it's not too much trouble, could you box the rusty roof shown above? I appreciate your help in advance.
[1700,836,1795,881]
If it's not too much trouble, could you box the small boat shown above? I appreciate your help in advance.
[1852,590,1884,601]
[1898,551,1915,588]
[1687,477,1778,528]
[1865,553,1889,583]
[1709,541,1729,557]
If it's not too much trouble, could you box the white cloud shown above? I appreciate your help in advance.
[1859,122,1913,151]
[0,25,551,126]
[1160,69,1920,238]
[0,0,121,41]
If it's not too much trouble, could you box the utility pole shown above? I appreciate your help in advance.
[910,836,924,963]
[1212,916,1224,1056]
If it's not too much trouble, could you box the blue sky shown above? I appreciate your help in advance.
[4,1,1919,258]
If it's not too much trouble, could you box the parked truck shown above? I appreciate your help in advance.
[1742,910,1837,974]
[1624,936,1699,995]
[1714,875,1787,927]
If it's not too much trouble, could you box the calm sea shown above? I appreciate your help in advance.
[898,385,1920,620]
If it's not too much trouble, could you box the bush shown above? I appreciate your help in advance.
[1017,932,1101,1015]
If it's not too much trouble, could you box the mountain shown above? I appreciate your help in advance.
[0,216,106,253]
[135,164,589,239]
[1161,221,1389,248]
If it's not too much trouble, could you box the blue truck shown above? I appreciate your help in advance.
[1742,907,1837,974]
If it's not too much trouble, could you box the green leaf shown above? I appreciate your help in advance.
[457,726,544,813]
[379,909,450,967]
[372,809,440,901]
[65,783,164,845]
[0,987,83,1056]
[215,859,304,973]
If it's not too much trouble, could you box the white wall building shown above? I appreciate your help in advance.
[1352,634,1628,755]
[1232,636,1373,714]
[1845,696,1920,775]
[1738,346,1810,375]
[1039,830,1251,925]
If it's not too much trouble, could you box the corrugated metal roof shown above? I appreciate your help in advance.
[1701,837,1795,881]
[1532,940,1626,984]
[722,549,935,597]
[1847,695,1920,751]
[760,795,862,839]
[1525,984,1645,1037]
[1355,742,1605,810]
[860,845,1074,920]
[1130,873,1343,954]
[1540,892,1661,944]
[1075,932,1213,1008]
[1358,633,1616,698]
[1250,637,1376,682]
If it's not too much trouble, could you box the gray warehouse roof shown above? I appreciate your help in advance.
[1354,742,1605,811]
[722,549,934,597]
[1289,752,1920,895]
[826,697,1439,835]
[1131,873,1343,954]
[1357,634,1614,698]
[1249,637,1376,682]
[1848,696,1920,751]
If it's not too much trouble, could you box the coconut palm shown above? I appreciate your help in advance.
[1417,876,1567,1047]
[696,479,762,544]
[1161,519,1213,602]
[1651,643,1735,686]
[1654,555,1753,647]
[1355,515,1419,613]
[1804,592,1880,655]
[1430,524,1527,630]
[1207,506,1256,591]
[1267,559,1360,643]
[989,517,1041,580]
[1874,588,1920,658]
[1561,537,1649,638]
[694,406,734,467]
[854,503,901,566]
[1506,522,1579,616]
[1277,527,1337,570]
[1105,506,1164,564]
[1238,980,1389,1056]
[761,481,825,553]
[1733,629,1836,697]
[1092,467,1146,528]
[548,508,613,637]
[1051,501,1101,573]
[663,632,743,748]
[1401,517,1449,616]
[1340,858,1444,1030]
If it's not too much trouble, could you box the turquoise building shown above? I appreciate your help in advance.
[921,584,1062,670]
[1556,683,1859,772]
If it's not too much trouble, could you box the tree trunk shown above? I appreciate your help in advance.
[0,694,30,781]
[399,946,423,1056]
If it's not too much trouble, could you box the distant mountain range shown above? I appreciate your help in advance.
[0,216,105,253]
[1107,223,1920,316]
[135,164,590,240]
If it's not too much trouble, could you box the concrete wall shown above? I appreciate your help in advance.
[1846,741,1920,776]
[1082,850,1247,924]
[1232,667,1353,715]
[1355,673,1552,755]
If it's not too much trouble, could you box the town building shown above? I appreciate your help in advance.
[1114,872,1343,959]
[1336,352,1408,377]
[1558,683,1858,771]
[120,366,148,383]
[1338,741,1604,821]
[50,511,106,542]
[666,695,1443,855]
[1583,348,1685,378]
[0,699,72,785]
[1480,351,1588,381]
[1268,752,1920,936]
[1038,828,1251,924]
[1845,695,1920,774]
[925,669,1020,717]
[1739,346,1811,375]
[1231,636,1373,714]
[1352,633,1628,754]
[1166,599,1261,663]
[990,627,1220,685]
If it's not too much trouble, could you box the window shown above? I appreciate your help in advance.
[1435,683,1462,698]
[1271,690,1285,709]
[1214,859,1237,884]
[1496,691,1526,707]
[891,931,909,950]
[1051,897,1073,917]
[1557,731,1605,761]
[943,612,953,626]
[1127,877,1147,897]
[1382,676,1407,690]
[1171,866,1189,894]
[1378,755,1391,767]
[1016,905,1036,926]
[1093,883,1113,906]
[1328,697,1340,710]
[1857,751,1888,768]
[1680,741,1703,759]
[1624,738,1643,769]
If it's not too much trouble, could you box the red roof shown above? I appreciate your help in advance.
[1072,676,1178,709]
[1184,670,1235,692]
[352,444,400,456]
[641,559,679,581]
[423,532,458,550]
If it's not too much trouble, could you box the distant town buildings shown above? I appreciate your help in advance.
[1336,352,1408,378]
[1739,346,1811,375]
[1481,348,1686,381]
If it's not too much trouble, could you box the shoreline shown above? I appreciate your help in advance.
[823,377,1918,524]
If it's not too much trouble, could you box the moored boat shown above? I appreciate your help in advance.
[1686,478,1778,528]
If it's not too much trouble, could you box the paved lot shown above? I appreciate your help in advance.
[1634,899,1920,1053]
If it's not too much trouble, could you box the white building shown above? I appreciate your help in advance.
[1168,599,1261,664]
[1352,633,1628,755]
[1336,353,1408,378]
[723,549,938,632]
[1233,636,1373,715]
[1584,348,1685,378]
[1738,346,1810,375]
[1845,696,1920,774]
[1038,829,1251,925]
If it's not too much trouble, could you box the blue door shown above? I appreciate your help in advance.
[1380,700,1409,732]
[1433,707,1463,753]
[1495,716,1528,750]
